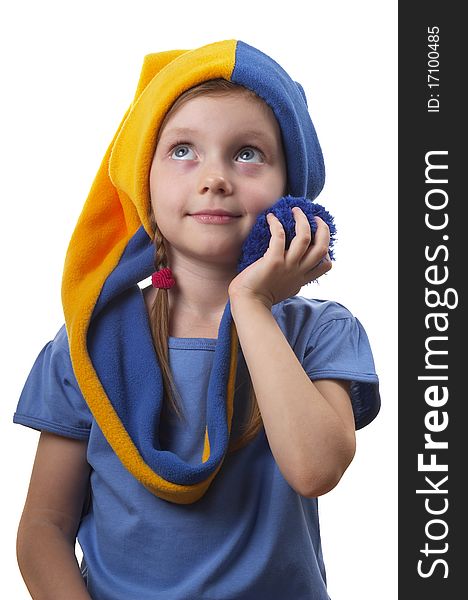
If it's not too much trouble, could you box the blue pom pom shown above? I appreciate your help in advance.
[237,195,336,272]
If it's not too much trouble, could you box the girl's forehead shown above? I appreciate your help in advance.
[160,93,280,137]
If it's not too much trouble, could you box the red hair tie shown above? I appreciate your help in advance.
[151,267,175,289]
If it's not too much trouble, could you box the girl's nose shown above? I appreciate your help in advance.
[198,172,233,196]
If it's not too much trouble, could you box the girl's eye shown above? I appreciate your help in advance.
[171,145,196,160]
[236,147,263,163]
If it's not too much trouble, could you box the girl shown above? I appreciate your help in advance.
[14,40,380,599]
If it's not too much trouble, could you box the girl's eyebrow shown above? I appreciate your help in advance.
[161,126,199,137]
[238,129,277,146]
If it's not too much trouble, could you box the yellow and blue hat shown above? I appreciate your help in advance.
[61,40,326,504]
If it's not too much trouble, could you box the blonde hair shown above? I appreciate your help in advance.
[149,79,264,453]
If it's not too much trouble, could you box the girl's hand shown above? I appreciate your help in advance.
[228,207,332,309]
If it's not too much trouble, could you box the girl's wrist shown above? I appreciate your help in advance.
[229,290,273,314]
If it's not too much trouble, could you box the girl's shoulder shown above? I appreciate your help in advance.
[273,295,354,328]
[272,295,369,355]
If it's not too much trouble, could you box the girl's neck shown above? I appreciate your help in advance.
[143,257,236,337]
[164,254,236,317]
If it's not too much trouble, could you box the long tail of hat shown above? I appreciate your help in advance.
[61,43,240,504]
[61,126,241,503]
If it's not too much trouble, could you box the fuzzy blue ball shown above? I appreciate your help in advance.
[237,195,336,272]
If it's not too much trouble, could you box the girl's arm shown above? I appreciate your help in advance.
[230,294,356,498]
[17,431,92,600]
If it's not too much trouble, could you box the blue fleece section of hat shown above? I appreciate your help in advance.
[232,41,325,200]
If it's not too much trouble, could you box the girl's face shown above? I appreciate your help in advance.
[149,93,287,268]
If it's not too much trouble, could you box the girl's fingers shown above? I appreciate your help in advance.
[288,209,330,268]
[306,253,332,280]
[266,212,286,255]
[288,207,312,260]
[267,210,331,278]
[265,210,332,285]
[304,216,330,268]
[290,211,332,282]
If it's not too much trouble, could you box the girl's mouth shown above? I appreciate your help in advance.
[190,214,240,224]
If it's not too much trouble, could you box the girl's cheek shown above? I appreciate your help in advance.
[250,178,284,206]
[238,163,264,177]
[246,194,278,214]
[166,162,199,176]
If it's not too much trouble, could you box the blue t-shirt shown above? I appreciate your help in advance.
[14,295,380,600]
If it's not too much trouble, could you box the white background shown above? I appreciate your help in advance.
[0,1,397,598]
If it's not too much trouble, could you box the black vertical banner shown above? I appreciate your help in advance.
[399,4,465,597]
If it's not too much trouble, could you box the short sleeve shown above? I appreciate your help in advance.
[273,296,381,430]
[304,315,380,429]
[13,325,92,439]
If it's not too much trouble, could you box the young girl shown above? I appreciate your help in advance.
[14,40,380,599]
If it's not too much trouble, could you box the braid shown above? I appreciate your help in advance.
[148,212,185,423]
